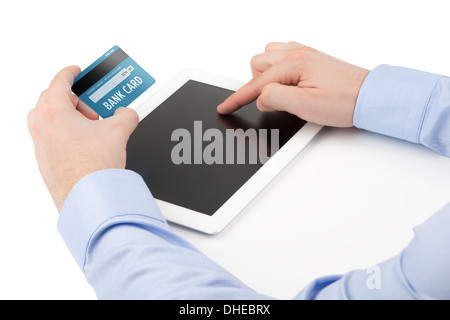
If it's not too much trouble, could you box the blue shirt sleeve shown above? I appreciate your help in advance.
[353,64,450,156]
[58,65,450,300]
[58,169,272,299]
[298,202,450,300]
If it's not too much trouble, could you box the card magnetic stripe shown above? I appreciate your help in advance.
[72,48,129,96]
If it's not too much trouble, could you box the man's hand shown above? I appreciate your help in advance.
[217,41,370,127]
[28,66,139,212]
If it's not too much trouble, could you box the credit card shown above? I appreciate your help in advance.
[72,46,155,118]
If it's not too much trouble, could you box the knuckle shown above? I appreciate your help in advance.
[27,109,38,135]
[285,50,305,61]
[250,54,260,68]
[250,53,269,76]
[300,46,315,54]
[38,89,48,101]
[260,83,276,103]
[264,42,278,52]
[39,98,53,115]
[284,47,313,63]
[38,97,58,123]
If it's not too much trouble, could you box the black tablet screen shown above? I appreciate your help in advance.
[126,80,306,215]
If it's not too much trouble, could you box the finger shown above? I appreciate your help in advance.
[35,66,82,113]
[287,41,305,48]
[27,108,42,161]
[71,94,99,120]
[107,107,139,140]
[264,41,304,52]
[251,42,307,77]
[257,83,306,114]
[258,83,320,123]
[251,50,294,77]
[217,82,259,114]
[217,59,302,114]
[48,65,81,95]
[27,108,38,137]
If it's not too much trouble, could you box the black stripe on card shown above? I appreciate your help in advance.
[72,48,129,96]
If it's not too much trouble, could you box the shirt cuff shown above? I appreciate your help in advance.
[353,64,445,143]
[311,256,421,300]
[57,169,166,272]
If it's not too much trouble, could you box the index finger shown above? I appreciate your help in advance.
[217,81,261,114]
[217,60,298,114]
[48,65,81,94]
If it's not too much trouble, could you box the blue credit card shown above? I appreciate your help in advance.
[72,46,155,118]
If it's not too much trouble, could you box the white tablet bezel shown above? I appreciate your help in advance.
[134,69,323,234]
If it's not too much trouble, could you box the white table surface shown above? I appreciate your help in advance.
[169,126,450,299]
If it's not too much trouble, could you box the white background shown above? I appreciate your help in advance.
[1,0,449,299]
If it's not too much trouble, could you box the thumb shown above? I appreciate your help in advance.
[108,107,139,140]
[257,83,308,116]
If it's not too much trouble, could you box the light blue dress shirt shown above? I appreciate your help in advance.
[58,65,450,300]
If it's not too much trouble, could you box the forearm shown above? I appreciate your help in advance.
[354,64,450,157]
[300,202,450,300]
[58,169,270,299]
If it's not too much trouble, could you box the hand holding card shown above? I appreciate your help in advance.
[28,66,139,212]
[72,46,155,118]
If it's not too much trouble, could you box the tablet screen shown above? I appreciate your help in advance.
[126,80,306,215]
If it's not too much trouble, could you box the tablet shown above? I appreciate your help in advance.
[126,69,322,234]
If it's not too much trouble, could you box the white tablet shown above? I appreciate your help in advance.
[126,69,322,234]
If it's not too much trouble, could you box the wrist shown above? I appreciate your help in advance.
[349,67,370,126]
[51,160,126,212]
